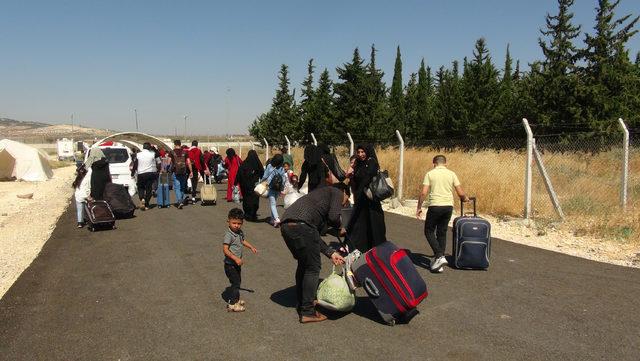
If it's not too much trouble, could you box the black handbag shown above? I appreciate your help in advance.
[366,170,394,201]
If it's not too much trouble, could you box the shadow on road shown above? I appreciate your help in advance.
[270,286,297,308]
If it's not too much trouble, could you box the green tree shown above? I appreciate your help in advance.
[461,38,501,139]
[314,69,338,144]
[364,44,389,142]
[299,59,316,143]
[434,61,466,139]
[582,0,639,131]
[417,59,435,140]
[389,46,406,135]
[263,64,299,145]
[403,73,419,143]
[536,0,583,133]
[334,48,369,139]
[496,44,519,135]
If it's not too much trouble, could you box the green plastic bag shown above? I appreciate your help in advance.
[317,266,355,312]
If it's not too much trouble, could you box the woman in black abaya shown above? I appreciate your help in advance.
[346,144,387,252]
[90,158,112,200]
[235,150,264,221]
[297,145,325,193]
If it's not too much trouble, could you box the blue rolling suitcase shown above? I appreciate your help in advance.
[452,197,491,269]
[156,173,171,208]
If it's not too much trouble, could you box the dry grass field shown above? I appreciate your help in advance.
[284,145,639,243]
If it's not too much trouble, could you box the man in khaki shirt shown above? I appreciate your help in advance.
[417,155,468,272]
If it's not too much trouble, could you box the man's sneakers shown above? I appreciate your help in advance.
[300,311,327,324]
[430,256,448,272]
[227,301,246,312]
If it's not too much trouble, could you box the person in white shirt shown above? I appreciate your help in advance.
[72,164,91,228]
[136,142,160,210]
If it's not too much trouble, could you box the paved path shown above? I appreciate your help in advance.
[1,184,639,360]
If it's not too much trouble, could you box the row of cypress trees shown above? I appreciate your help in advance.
[249,0,640,146]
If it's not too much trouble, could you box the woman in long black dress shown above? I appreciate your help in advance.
[346,144,387,252]
[90,158,112,200]
[297,145,325,193]
[235,150,264,221]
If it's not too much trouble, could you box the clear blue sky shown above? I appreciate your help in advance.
[1,0,639,136]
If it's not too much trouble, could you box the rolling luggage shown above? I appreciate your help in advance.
[156,173,171,208]
[84,200,116,232]
[200,176,217,205]
[352,241,428,325]
[103,183,135,219]
[452,197,491,269]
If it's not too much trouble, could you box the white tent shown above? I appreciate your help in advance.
[0,139,54,181]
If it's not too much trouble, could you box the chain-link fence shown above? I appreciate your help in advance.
[260,124,637,242]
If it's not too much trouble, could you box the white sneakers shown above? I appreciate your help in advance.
[431,256,448,272]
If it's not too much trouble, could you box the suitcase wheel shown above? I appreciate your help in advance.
[387,319,396,326]
[112,225,117,230]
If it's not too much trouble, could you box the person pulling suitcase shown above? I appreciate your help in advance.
[416,155,469,273]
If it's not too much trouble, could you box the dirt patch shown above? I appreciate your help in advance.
[384,201,640,268]
[0,166,76,298]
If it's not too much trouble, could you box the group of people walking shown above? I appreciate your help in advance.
[72,139,468,325]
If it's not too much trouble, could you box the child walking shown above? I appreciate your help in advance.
[222,208,258,312]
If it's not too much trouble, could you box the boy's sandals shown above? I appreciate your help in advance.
[227,302,246,312]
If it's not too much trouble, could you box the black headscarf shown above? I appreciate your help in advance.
[90,158,111,200]
[317,143,331,156]
[270,153,284,168]
[303,145,321,166]
[226,148,236,159]
[242,150,263,173]
[356,144,378,162]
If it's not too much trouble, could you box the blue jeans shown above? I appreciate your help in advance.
[75,200,85,223]
[173,173,187,204]
[268,190,280,222]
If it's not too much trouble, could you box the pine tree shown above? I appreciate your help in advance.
[434,62,466,139]
[314,69,338,143]
[514,60,521,81]
[389,46,406,135]
[299,59,316,143]
[417,59,435,141]
[365,44,389,142]
[334,48,369,139]
[582,0,639,131]
[537,0,583,133]
[267,64,299,145]
[497,45,518,136]
[461,38,501,140]
[404,73,419,143]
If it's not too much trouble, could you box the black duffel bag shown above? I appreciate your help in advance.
[103,183,136,219]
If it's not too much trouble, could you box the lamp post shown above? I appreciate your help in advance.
[183,115,188,141]
[134,109,139,132]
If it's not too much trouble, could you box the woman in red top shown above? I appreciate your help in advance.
[224,148,242,202]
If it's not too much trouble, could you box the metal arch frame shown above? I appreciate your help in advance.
[92,132,173,152]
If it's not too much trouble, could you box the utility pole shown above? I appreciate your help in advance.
[134,109,139,132]
[184,115,188,141]
[71,113,74,134]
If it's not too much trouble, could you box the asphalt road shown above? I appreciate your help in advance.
[1,184,639,360]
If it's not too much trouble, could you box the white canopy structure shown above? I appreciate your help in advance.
[0,139,54,181]
[93,132,172,152]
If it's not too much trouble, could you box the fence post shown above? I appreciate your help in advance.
[346,132,355,156]
[252,142,255,150]
[395,130,405,201]
[263,138,270,162]
[237,142,242,158]
[310,133,318,146]
[532,139,565,220]
[522,118,533,220]
[284,135,291,155]
[618,118,629,211]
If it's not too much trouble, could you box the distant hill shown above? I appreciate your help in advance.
[1,118,113,143]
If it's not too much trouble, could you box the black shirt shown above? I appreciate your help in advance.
[282,186,344,231]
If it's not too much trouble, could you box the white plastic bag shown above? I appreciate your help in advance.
[232,186,242,204]
[284,191,303,209]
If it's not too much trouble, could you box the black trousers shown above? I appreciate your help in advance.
[190,171,200,199]
[137,172,158,207]
[281,223,321,317]
[424,206,454,258]
[223,263,242,304]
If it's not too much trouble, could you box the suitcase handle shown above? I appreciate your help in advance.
[460,196,477,217]
[363,278,380,298]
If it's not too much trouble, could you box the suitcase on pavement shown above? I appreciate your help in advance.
[452,197,491,269]
[156,173,171,208]
[200,176,217,206]
[84,200,116,232]
[103,183,136,218]
[352,241,428,325]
